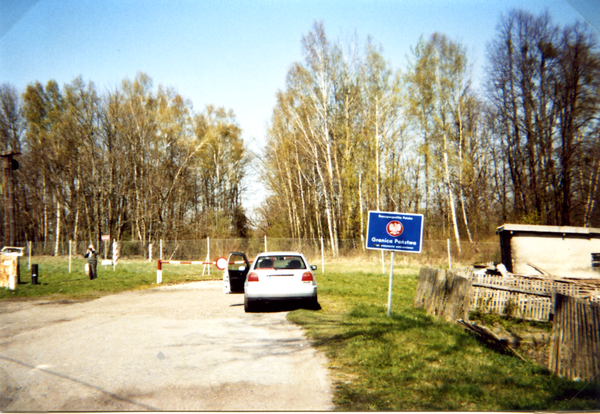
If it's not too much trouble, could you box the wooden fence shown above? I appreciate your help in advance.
[415,267,600,382]
[455,267,600,321]
[413,267,472,322]
[549,293,600,383]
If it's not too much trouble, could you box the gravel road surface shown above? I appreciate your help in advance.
[0,280,334,411]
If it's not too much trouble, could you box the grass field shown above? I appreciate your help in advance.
[2,256,599,410]
[287,261,600,411]
[0,256,218,301]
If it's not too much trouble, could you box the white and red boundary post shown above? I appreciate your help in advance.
[157,259,162,283]
[157,258,228,284]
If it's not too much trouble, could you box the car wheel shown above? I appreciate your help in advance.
[305,296,319,310]
[244,297,256,313]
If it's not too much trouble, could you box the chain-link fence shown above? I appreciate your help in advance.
[19,238,500,266]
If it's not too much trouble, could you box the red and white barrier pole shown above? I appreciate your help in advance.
[156,257,228,284]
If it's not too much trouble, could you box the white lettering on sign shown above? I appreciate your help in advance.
[378,214,414,220]
[371,237,394,244]
[394,240,417,245]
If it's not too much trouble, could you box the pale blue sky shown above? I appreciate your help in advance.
[3,0,596,212]
[1,0,595,150]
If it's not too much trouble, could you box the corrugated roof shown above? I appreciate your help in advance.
[496,224,600,235]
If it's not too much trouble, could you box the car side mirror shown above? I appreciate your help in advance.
[310,265,317,271]
[238,266,246,271]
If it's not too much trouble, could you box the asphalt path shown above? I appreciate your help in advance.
[0,280,334,411]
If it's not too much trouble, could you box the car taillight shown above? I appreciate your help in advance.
[302,272,313,282]
[248,272,259,282]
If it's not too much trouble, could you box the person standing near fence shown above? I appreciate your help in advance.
[84,245,98,280]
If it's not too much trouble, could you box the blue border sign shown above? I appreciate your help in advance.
[366,211,424,253]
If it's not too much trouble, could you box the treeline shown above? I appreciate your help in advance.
[257,10,600,254]
[0,73,251,249]
[1,9,599,252]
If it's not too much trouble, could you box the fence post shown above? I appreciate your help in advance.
[157,260,162,284]
[112,239,117,271]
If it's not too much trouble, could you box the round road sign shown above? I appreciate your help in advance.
[215,257,228,270]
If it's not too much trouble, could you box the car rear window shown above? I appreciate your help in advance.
[255,256,306,270]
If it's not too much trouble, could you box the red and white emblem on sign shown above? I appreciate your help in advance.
[386,221,403,237]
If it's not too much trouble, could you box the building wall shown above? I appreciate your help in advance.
[510,234,600,278]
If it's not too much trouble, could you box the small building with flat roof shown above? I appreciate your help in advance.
[496,224,600,278]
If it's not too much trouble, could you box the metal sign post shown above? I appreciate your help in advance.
[366,211,424,316]
[387,251,395,317]
[112,239,119,271]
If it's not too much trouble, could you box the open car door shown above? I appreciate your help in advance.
[223,252,249,294]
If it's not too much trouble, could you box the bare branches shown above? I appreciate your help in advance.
[10,73,250,245]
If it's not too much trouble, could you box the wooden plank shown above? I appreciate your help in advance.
[575,298,584,379]
[471,282,552,297]
[586,300,596,381]
[587,298,600,382]
[564,296,571,378]
[492,288,499,313]
[583,299,592,380]
[414,267,436,309]
[444,272,472,322]
[554,293,600,382]
[457,319,525,361]
[569,298,577,379]
[560,295,568,378]
[431,269,447,316]
[593,303,600,382]
[549,292,564,375]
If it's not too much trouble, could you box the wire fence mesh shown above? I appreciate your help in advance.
[19,238,501,266]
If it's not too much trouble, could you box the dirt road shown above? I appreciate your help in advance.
[0,280,334,411]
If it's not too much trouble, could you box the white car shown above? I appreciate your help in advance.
[243,252,318,312]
